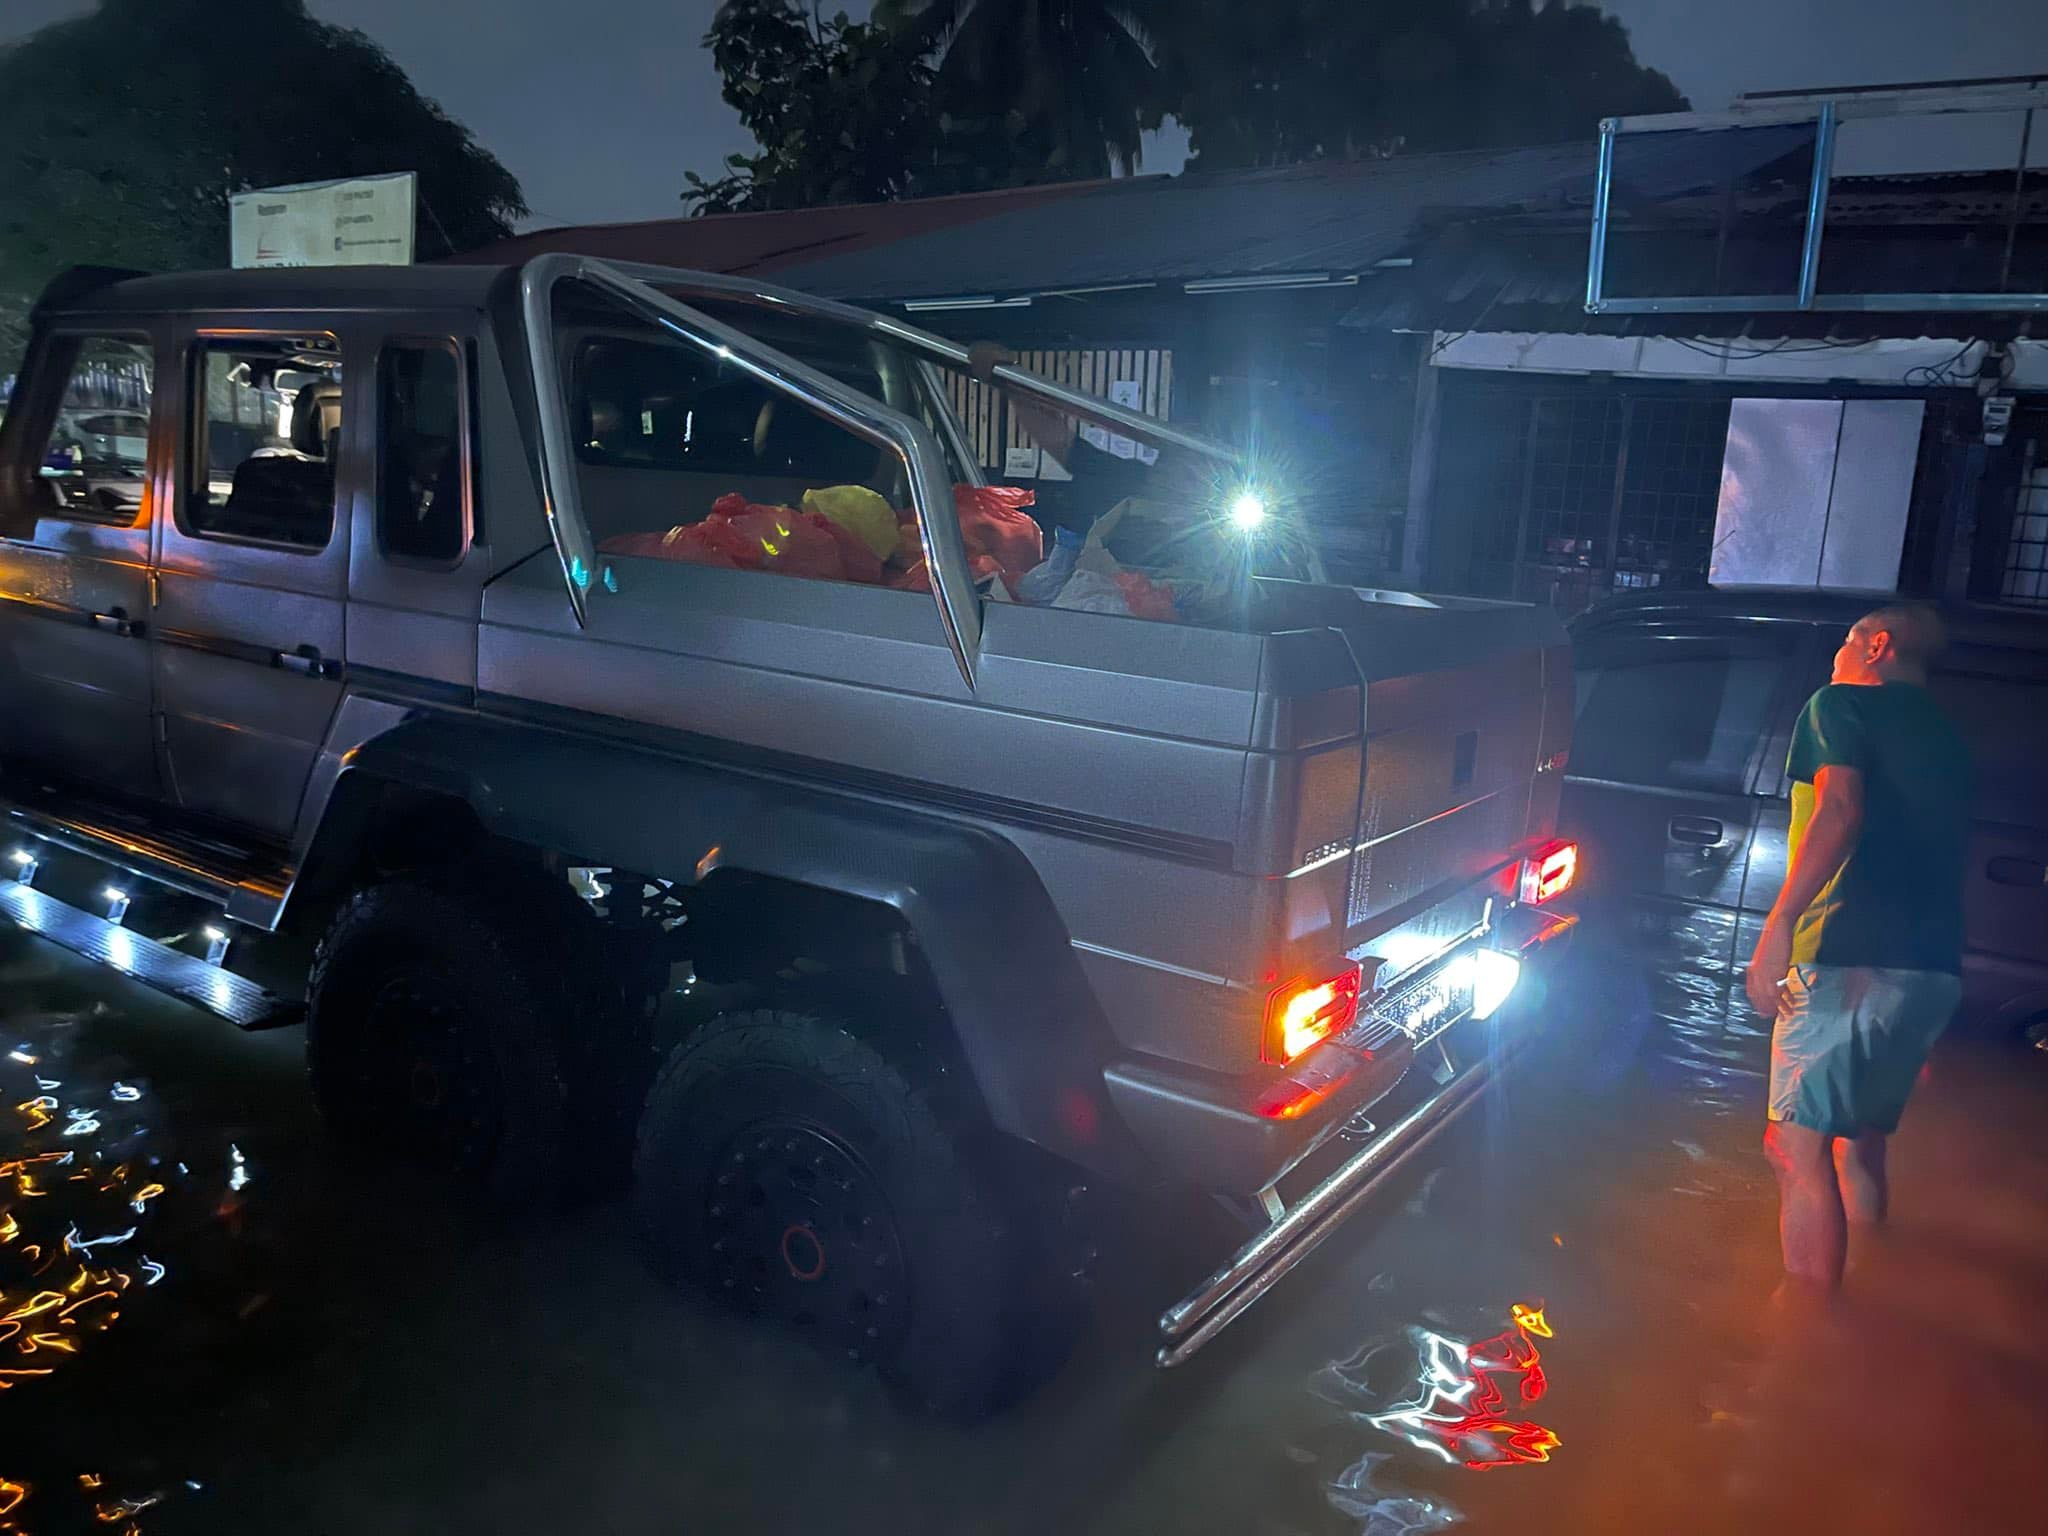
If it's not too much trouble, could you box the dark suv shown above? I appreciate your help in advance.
[1561,588,2048,1046]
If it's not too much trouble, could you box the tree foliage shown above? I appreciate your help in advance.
[1158,0,1688,171]
[0,0,525,366]
[686,3,945,213]
[878,1,1168,182]
[693,0,1685,215]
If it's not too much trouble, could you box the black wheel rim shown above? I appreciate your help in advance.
[365,977,501,1174]
[707,1121,906,1360]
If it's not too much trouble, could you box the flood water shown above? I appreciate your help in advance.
[3,918,2044,1534]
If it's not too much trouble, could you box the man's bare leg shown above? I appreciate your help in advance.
[1763,1120,1847,1287]
[1833,1130,1888,1226]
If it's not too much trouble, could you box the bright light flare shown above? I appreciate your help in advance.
[1469,950,1522,1021]
[1228,491,1268,532]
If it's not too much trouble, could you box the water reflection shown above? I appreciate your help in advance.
[1316,1303,1561,1532]
[1,1013,215,1532]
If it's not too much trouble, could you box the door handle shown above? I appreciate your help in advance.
[274,646,333,679]
[89,608,143,638]
[1669,815,1725,847]
[1986,855,2048,888]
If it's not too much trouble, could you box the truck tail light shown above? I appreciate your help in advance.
[1519,840,1578,906]
[1264,964,1362,1064]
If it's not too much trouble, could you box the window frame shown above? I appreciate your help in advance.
[181,330,344,554]
[18,329,157,531]
[373,335,475,570]
[1567,620,1804,798]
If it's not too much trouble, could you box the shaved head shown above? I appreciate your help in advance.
[1857,605,1948,670]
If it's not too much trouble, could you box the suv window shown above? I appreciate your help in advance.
[1571,631,1793,794]
[33,335,154,525]
[573,337,882,484]
[1930,653,2048,828]
[379,342,467,563]
[186,337,341,549]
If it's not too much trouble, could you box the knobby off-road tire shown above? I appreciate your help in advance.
[633,1009,1080,1419]
[307,869,652,1206]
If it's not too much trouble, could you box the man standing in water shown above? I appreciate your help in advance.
[1745,605,1972,1290]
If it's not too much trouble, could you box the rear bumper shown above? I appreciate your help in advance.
[1103,905,1575,1367]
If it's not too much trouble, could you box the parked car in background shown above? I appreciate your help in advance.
[41,406,150,516]
[1559,588,2048,1048]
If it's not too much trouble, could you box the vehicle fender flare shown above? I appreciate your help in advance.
[302,713,1153,1181]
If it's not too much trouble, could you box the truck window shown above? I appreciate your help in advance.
[1930,659,2048,829]
[1571,633,1791,794]
[573,337,883,484]
[31,335,154,526]
[378,342,467,563]
[186,337,341,550]
[571,326,934,590]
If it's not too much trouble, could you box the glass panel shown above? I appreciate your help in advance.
[187,337,341,549]
[34,336,154,524]
[1573,643,1786,794]
[379,344,465,563]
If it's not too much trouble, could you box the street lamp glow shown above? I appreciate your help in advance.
[1229,491,1267,532]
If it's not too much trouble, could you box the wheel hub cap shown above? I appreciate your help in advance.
[708,1122,904,1358]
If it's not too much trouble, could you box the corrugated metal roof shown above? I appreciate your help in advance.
[455,179,1099,275]
[770,129,1812,301]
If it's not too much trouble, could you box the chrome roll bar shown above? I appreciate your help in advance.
[602,261,1242,466]
[516,254,983,687]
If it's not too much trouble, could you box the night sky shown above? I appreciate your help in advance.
[4,0,2046,230]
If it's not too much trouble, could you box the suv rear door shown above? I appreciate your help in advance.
[1560,616,1805,1022]
[0,326,162,800]
[152,319,350,843]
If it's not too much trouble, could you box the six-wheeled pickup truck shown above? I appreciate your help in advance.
[0,257,1575,1415]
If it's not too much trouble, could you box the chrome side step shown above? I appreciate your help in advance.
[0,881,302,1030]
[2,794,290,920]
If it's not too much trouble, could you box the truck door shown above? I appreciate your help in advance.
[152,324,349,843]
[1559,620,1804,1025]
[0,328,162,800]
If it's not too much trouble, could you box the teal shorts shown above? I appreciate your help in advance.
[1768,965,1961,1137]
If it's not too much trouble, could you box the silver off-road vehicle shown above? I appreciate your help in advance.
[0,258,1575,1414]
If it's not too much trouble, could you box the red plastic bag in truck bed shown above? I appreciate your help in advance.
[953,485,1042,586]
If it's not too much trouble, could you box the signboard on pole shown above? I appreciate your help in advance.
[230,172,416,269]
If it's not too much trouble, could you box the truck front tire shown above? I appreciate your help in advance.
[307,876,576,1206]
[633,1010,1080,1418]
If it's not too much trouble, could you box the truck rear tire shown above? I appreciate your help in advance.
[633,1009,1078,1419]
[307,876,575,1206]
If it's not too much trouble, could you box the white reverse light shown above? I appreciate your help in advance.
[1470,949,1521,1021]
[1229,491,1268,533]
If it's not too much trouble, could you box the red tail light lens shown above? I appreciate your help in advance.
[1520,840,1578,906]
[1264,965,1363,1063]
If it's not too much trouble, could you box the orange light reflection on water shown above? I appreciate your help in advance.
[1363,1301,1563,1472]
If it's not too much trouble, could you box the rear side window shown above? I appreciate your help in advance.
[1930,659,2048,827]
[378,342,467,563]
[1571,632,1793,794]
[30,335,154,525]
[572,337,881,484]
[186,336,341,550]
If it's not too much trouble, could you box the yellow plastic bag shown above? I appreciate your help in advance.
[801,485,898,562]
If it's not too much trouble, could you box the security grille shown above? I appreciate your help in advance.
[2000,439,2048,607]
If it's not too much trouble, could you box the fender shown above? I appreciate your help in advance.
[296,707,1156,1183]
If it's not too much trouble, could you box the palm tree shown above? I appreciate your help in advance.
[878,0,1167,181]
